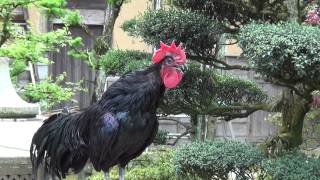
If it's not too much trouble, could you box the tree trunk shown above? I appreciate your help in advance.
[90,69,107,104]
[266,89,312,154]
[91,1,124,104]
[264,0,309,155]
[285,0,299,22]
[197,114,207,141]
[189,114,198,141]
[280,89,311,148]
[102,1,124,45]
[206,115,216,140]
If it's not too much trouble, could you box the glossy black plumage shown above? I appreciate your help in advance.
[30,63,166,179]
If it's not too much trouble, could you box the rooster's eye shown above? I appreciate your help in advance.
[165,57,174,64]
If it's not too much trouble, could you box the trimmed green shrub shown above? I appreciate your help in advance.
[172,0,287,26]
[173,140,265,180]
[100,49,151,75]
[262,151,320,180]
[160,64,268,116]
[122,8,225,57]
[126,147,177,180]
[88,147,178,180]
[239,22,320,86]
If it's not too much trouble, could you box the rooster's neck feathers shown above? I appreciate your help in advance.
[97,63,165,113]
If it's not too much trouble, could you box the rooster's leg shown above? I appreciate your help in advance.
[105,170,110,180]
[119,164,125,180]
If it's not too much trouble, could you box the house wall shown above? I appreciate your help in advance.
[113,0,152,51]
[225,39,243,57]
[27,6,47,33]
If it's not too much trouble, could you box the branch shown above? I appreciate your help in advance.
[158,116,191,146]
[207,103,271,112]
[205,103,272,121]
[0,0,41,47]
[220,109,256,121]
[168,130,190,146]
[218,39,239,46]
[188,55,251,71]
[215,58,251,71]
[267,78,305,97]
[158,117,190,129]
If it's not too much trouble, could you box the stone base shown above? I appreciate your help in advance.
[0,106,39,118]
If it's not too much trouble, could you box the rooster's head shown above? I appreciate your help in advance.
[152,41,187,88]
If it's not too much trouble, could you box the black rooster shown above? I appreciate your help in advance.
[30,41,187,180]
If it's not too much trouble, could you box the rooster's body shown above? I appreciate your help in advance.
[30,41,186,179]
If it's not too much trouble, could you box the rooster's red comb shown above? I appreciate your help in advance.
[152,41,186,64]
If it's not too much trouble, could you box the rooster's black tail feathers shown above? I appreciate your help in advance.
[30,112,88,179]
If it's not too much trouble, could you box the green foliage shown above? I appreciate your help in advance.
[123,60,151,73]
[62,10,84,26]
[262,150,320,180]
[173,140,265,180]
[214,73,268,106]
[153,129,169,145]
[0,0,87,111]
[100,49,151,75]
[34,0,83,26]
[126,148,177,180]
[172,0,287,26]
[88,168,118,180]
[88,147,178,180]
[67,43,98,69]
[0,28,74,77]
[35,0,66,16]
[239,22,320,86]
[0,0,84,77]
[122,9,225,57]
[160,64,268,115]
[22,73,85,110]
[0,0,82,26]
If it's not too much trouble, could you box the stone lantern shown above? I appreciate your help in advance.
[0,57,39,118]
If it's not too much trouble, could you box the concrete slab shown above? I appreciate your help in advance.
[0,121,43,157]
